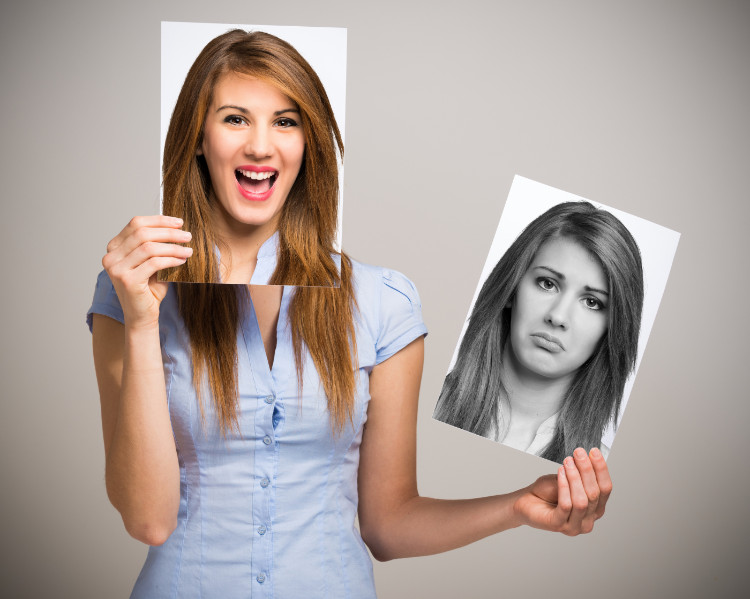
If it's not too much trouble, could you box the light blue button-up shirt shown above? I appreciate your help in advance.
[87,235,427,598]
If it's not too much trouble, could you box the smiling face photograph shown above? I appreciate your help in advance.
[159,23,347,285]
[433,176,679,463]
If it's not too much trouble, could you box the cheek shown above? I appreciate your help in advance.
[578,317,608,358]
[513,287,543,326]
[287,139,306,171]
[201,128,233,165]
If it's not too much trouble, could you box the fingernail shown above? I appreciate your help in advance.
[564,457,574,467]
[574,448,586,459]
[590,447,602,459]
[171,217,184,225]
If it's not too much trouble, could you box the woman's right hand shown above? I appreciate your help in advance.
[102,215,192,328]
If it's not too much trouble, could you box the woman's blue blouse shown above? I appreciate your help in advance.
[86,239,427,599]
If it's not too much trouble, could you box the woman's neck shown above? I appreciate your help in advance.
[497,343,573,450]
[211,204,279,283]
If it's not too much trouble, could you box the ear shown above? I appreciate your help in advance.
[195,145,203,156]
[505,296,513,309]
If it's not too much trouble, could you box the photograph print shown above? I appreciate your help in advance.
[433,175,680,464]
[159,22,348,285]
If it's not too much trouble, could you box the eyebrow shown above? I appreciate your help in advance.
[215,105,300,116]
[534,266,609,296]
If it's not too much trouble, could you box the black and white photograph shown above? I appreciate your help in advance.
[434,176,680,463]
[159,22,347,285]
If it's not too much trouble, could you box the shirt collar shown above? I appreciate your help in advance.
[249,231,279,285]
[525,411,560,455]
[214,231,280,285]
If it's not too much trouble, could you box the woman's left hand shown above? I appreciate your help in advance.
[513,447,612,536]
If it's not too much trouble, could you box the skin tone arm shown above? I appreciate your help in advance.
[92,215,193,546]
[357,337,612,561]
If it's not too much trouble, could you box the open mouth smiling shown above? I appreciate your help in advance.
[235,167,278,201]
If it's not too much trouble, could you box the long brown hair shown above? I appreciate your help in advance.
[162,30,357,434]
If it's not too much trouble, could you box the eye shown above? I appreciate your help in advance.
[223,115,247,126]
[275,117,298,128]
[582,296,605,311]
[536,277,557,292]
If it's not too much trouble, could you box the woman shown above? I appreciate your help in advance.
[434,201,644,463]
[89,30,613,598]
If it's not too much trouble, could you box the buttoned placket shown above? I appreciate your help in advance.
[250,385,276,596]
[244,294,286,598]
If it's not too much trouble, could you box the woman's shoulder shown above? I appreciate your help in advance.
[347,257,427,364]
[348,258,423,309]
[85,269,178,333]
[86,269,124,332]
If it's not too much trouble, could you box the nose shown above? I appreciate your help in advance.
[544,295,573,330]
[244,126,273,159]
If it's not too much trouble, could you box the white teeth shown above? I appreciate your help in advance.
[237,169,276,180]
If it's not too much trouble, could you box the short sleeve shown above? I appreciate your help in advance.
[86,270,124,332]
[375,269,428,364]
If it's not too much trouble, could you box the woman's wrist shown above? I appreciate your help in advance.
[500,489,526,530]
[123,316,161,335]
[123,321,163,369]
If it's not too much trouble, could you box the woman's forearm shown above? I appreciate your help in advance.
[103,322,180,545]
[361,492,523,561]
[361,450,611,561]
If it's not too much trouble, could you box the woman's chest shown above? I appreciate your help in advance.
[157,292,372,465]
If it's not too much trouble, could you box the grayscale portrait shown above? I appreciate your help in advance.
[158,22,347,285]
[433,176,679,464]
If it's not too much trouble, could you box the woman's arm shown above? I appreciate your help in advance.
[357,337,612,561]
[92,215,192,546]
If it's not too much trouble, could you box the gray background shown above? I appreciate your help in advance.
[1,0,747,597]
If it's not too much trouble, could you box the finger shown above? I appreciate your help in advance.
[132,255,190,283]
[102,227,192,271]
[573,447,600,515]
[104,226,192,269]
[564,455,588,534]
[106,218,189,259]
[552,465,572,529]
[107,215,185,253]
[109,242,192,284]
[123,241,193,271]
[589,447,613,519]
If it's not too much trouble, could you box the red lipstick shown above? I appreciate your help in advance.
[234,165,278,202]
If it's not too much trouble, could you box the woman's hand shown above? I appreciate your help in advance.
[94,213,189,545]
[102,215,192,328]
[513,447,612,536]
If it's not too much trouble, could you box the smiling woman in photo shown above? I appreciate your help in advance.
[434,201,644,463]
[88,30,616,598]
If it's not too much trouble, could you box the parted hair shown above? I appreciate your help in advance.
[161,29,357,434]
[433,202,644,463]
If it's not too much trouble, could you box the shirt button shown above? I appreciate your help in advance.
[263,435,272,445]
[264,395,275,404]
[260,477,270,488]
[258,525,267,535]
[257,573,266,584]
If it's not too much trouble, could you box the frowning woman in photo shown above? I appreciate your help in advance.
[434,201,644,463]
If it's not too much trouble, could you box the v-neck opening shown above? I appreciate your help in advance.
[245,286,288,381]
